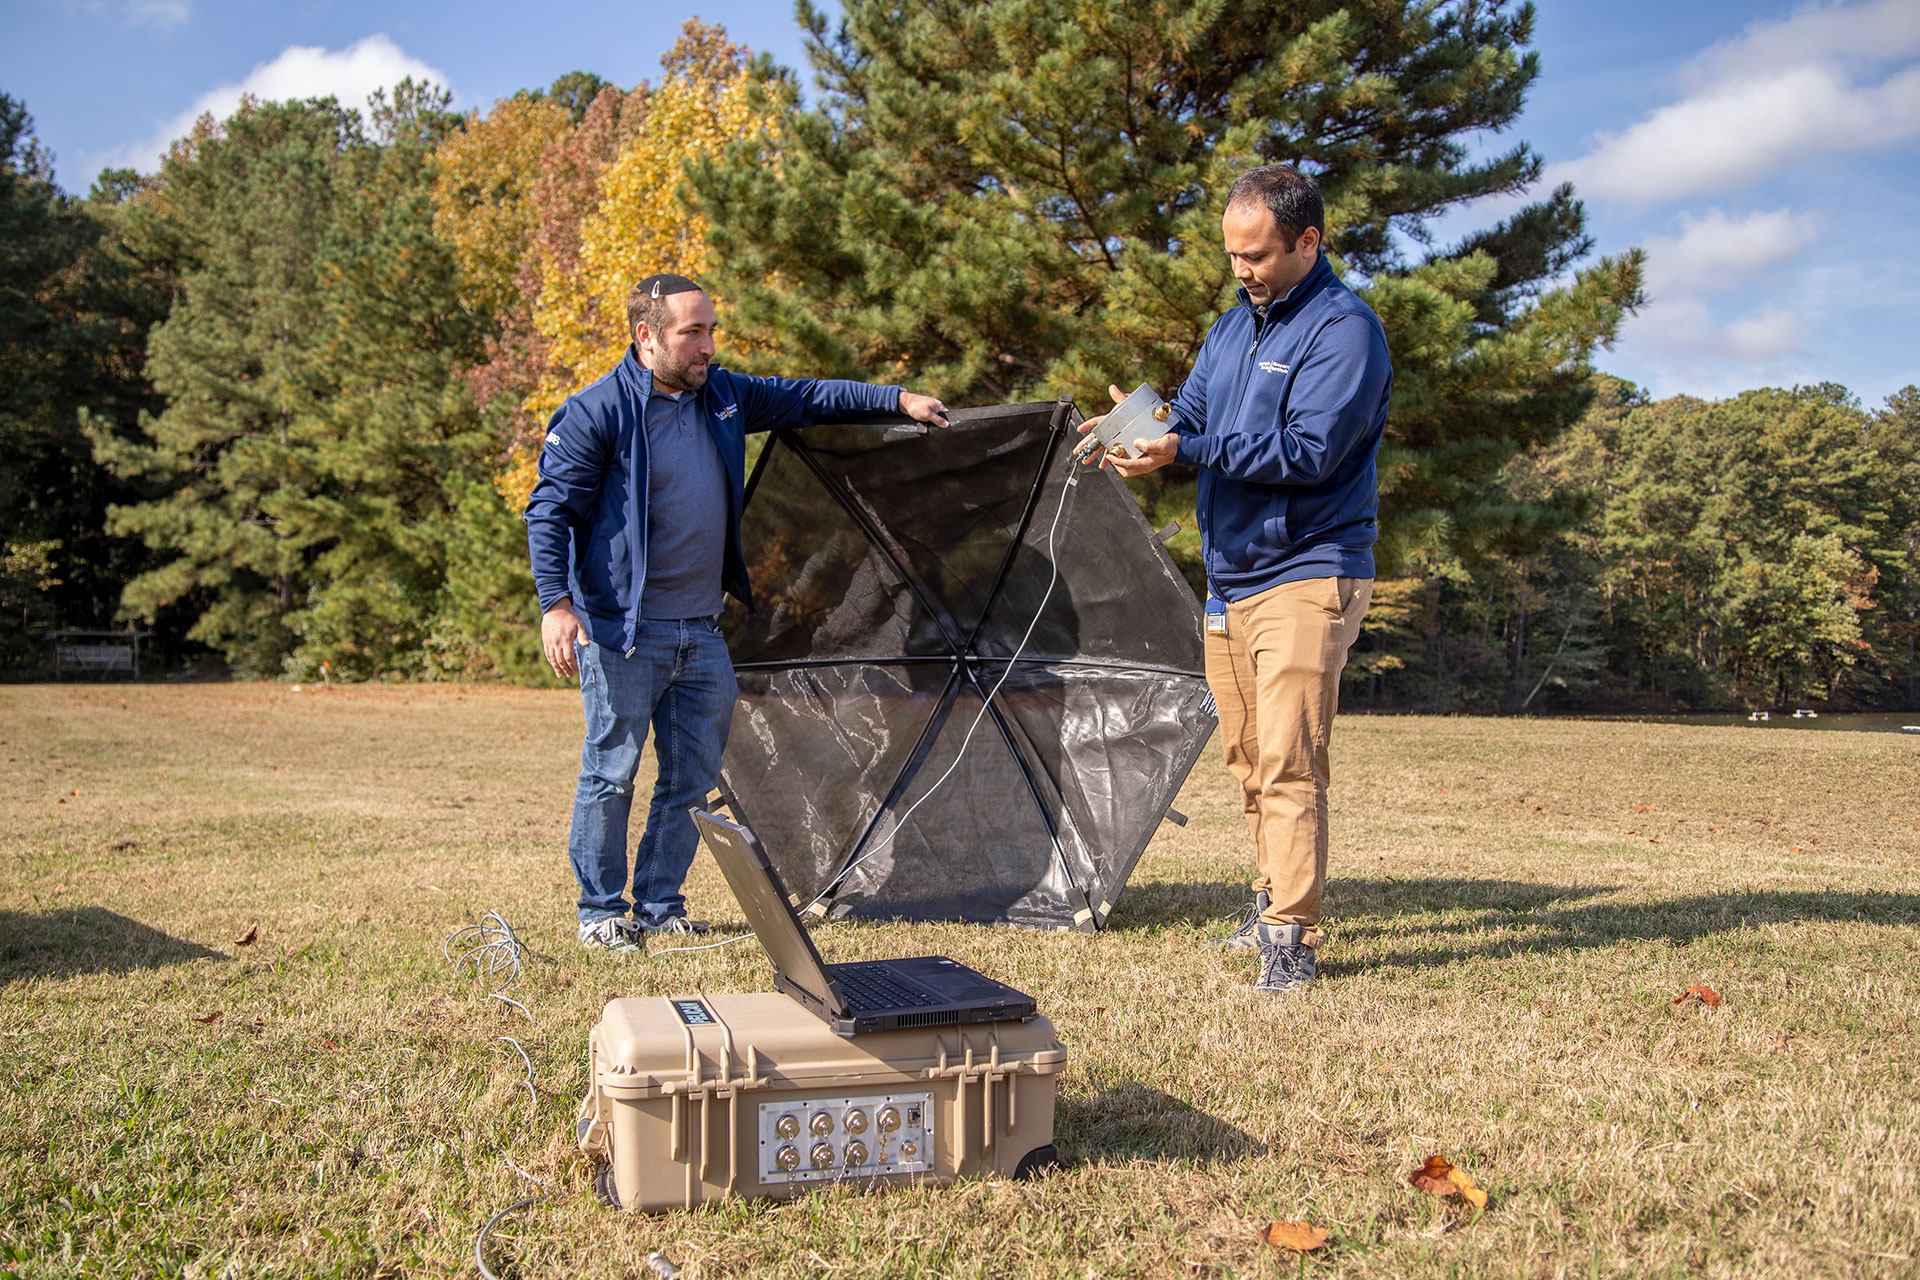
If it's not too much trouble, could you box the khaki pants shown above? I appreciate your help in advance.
[1204,576,1371,949]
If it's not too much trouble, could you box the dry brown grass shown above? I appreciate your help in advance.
[3,683,1917,1279]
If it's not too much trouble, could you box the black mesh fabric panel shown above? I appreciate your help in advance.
[719,401,1216,931]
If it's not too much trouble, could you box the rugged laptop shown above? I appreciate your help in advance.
[692,809,1039,1036]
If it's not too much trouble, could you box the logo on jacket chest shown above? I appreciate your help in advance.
[715,402,739,421]
[1258,360,1292,374]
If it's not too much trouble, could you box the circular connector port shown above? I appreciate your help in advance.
[900,1140,918,1159]
[876,1106,901,1133]
[843,1140,869,1166]
[809,1111,834,1136]
[809,1142,834,1168]
[775,1144,800,1171]
[844,1108,869,1134]
[774,1113,800,1139]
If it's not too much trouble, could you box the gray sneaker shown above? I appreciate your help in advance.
[1254,942,1317,994]
[1211,891,1270,948]
[638,916,711,938]
[578,917,642,953]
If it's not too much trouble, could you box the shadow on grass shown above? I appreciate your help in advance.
[1056,1081,1263,1166]
[1117,877,1920,970]
[1331,878,1920,971]
[1105,879,1257,931]
[1110,876,1621,933]
[0,906,227,981]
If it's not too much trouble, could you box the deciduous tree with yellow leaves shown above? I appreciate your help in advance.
[524,25,780,460]
[422,23,778,680]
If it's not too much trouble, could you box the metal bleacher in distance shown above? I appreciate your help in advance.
[48,629,152,680]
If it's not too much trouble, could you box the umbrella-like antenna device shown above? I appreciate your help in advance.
[718,398,1216,932]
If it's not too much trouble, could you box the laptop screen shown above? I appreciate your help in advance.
[693,810,844,1014]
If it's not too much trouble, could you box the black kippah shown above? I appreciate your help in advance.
[636,272,701,300]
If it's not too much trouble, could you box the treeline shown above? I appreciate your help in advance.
[1,5,1913,709]
[1351,379,1918,711]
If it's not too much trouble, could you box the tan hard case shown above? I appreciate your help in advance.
[577,992,1066,1212]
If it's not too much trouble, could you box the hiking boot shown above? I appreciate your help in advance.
[638,916,711,938]
[578,917,642,953]
[1210,891,1270,948]
[1254,942,1317,995]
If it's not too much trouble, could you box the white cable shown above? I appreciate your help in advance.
[651,931,754,956]
[803,467,1080,911]
[498,1037,537,1111]
[654,460,1081,952]
[502,1155,548,1187]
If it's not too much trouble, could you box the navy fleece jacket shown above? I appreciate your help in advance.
[524,348,901,653]
[1168,254,1393,601]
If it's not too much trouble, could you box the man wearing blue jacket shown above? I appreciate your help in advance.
[527,273,950,952]
[1084,165,1392,994]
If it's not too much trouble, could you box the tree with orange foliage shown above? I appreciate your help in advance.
[520,23,782,500]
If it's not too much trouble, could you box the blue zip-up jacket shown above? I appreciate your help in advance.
[1168,254,1393,601]
[524,349,901,652]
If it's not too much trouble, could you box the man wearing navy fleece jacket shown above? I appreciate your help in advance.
[1082,166,1392,994]
[526,274,950,953]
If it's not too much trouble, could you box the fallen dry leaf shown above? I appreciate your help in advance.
[233,923,259,946]
[1445,1165,1488,1210]
[1260,1220,1329,1252]
[1409,1154,1457,1195]
[1408,1154,1488,1209]
[1672,985,1723,1009]
[191,1011,222,1024]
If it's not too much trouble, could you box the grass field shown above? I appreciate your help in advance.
[3,682,1918,1279]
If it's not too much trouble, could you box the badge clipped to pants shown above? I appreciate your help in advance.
[1204,596,1227,637]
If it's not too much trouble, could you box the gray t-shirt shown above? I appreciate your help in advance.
[640,388,729,620]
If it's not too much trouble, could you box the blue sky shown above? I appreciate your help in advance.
[6,0,1917,405]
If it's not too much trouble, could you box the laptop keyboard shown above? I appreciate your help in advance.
[831,963,941,1010]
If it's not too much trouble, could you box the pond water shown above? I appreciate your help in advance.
[1560,712,1920,735]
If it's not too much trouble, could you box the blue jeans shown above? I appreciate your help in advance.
[569,618,737,927]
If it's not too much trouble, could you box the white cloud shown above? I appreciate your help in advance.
[72,0,191,27]
[97,35,451,174]
[1613,208,1819,384]
[1639,207,1820,298]
[1628,298,1807,363]
[1552,0,1920,205]
[124,0,190,25]
[1686,0,1920,85]
[1554,63,1920,204]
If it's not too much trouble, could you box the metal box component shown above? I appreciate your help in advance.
[755,1092,931,1184]
[577,992,1066,1212]
[1075,382,1180,461]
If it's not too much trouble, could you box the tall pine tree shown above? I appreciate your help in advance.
[0,95,170,667]
[285,83,491,680]
[90,99,355,676]
[689,0,1641,577]
[94,86,498,679]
